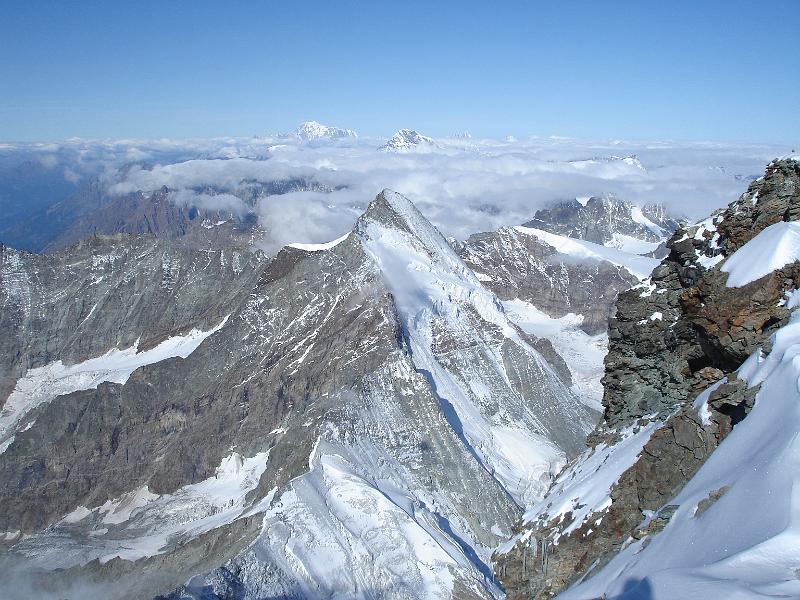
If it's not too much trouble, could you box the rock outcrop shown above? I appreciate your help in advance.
[494,158,800,598]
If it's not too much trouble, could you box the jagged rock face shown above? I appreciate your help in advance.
[494,158,800,598]
[0,236,266,406]
[0,191,595,599]
[455,227,638,335]
[523,195,679,254]
[603,159,799,428]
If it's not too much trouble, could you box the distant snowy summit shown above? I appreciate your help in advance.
[568,154,646,171]
[294,121,357,141]
[378,128,437,152]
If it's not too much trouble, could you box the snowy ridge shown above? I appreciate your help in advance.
[563,310,800,599]
[497,418,660,554]
[513,225,660,280]
[236,438,500,600]
[0,315,229,454]
[358,190,594,507]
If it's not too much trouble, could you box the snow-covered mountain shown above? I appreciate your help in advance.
[379,129,438,152]
[294,120,357,140]
[2,153,796,600]
[0,191,596,599]
[524,194,680,257]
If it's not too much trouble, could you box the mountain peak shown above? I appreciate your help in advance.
[378,129,437,152]
[295,120,357,140]
[357,189,439,241]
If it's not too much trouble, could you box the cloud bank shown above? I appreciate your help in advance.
[1,133,791,250]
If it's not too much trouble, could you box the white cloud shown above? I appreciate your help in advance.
[255,189,364,254]
[2,134,790,249]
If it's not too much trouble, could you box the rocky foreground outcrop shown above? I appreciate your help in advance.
[494,158,800,598]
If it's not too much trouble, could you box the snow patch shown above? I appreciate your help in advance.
[0,316,229,454]
[630,206,667,237]
[608,233,662,255]
[721,221,800,287]
[288,232,350,252]
[22,451,270,567]
[692,378,727,426]
[502,299,607,411]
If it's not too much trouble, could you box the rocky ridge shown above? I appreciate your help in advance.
[455,228,639,336]
[42,178,334,253]
[494,158,800,598]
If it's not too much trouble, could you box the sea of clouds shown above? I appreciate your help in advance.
[1,132,790,253]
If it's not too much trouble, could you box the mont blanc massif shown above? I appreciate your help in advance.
[1,124,798,600]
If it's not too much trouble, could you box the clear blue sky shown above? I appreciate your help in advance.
[1,0,797,143]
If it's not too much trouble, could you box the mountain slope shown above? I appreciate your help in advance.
[0,191,595,600]
[454,226,647,410]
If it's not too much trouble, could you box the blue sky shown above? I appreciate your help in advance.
[1,0,797,143]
